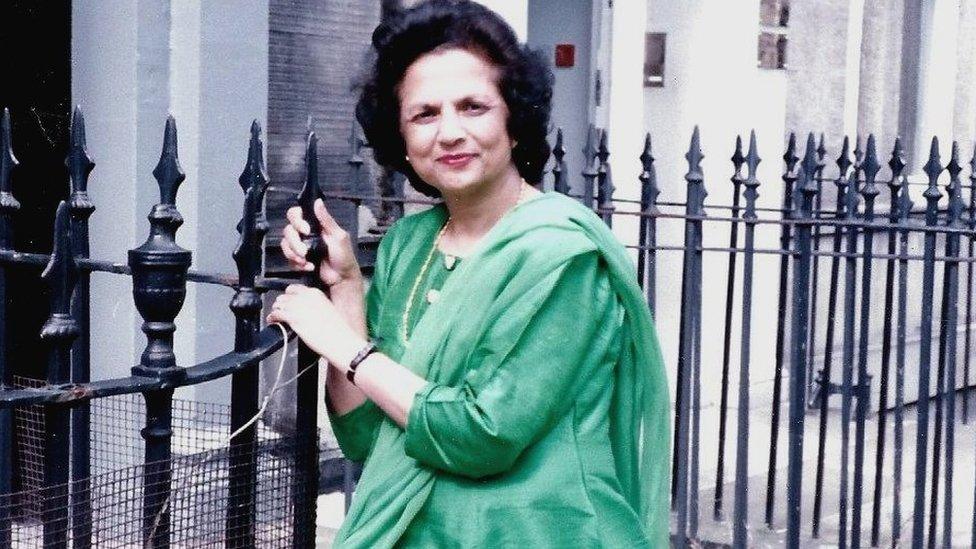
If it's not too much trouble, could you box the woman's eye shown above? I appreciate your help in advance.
[461,102,488,114]
[411,110,436,122]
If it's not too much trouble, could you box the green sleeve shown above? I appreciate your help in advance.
[325,226,396,463]
[403,251,621,479]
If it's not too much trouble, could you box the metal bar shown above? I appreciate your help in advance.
[226,121,269,549]
[813,136,852,538]
[784,135,819,548]
[637,134,659,314]
[850,135,882,549]
[938,143,965,549]
[41,203,80,549]
[893,170,912,548]
[732,131,760,549]
[911,137,944,549]
[552,128,569,195]
[806,136,828,403]
[0,107,18,549]
[766,133,798,527]
[964,148,976,424]
[0,325,290,408]
[67,106,95,549]
[129,117,192,549]
[673,127,704,548]
[870,138,907,546]
[714,136,745,521]
[581,125,598,208]
[293,130,321,548]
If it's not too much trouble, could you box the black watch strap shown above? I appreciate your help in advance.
[346,341,378,384]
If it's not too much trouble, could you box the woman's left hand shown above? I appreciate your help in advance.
[267,284,365,369]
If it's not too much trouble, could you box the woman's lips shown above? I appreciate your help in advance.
[437,153,476,168]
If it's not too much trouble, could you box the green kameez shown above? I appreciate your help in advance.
[327,192,670,548]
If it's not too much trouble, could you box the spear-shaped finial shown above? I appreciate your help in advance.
[685,126,707,216]
[889,137,906,185]
[731,135,746,182]
[923,136,943,201]
[639,133,658,215]
[153,116,185,207]
[946,141,965,226]
[297,130,324,271]
[836,136,852,181]
[66,107,95,195]
[816,133,827,171]
[743,130,762,220]
[783,132,799,175]
[40,202,80,347]
[859,134,881,197]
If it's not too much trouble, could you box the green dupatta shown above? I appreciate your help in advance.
[332,192,670,547]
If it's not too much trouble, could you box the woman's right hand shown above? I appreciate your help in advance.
[281,199,363,289]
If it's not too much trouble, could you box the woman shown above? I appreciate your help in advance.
[270,1,670,547]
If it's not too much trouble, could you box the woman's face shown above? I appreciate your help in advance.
[398,47,516,198]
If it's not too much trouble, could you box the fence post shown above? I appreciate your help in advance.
[226,121,269,548]
[806,135,828,401]
[129,117,192,549]
[765,133,799,527]
[850,135,881,549]
[964,145,976,425]
[890,157,913,546]
[0,108,18,549]
[673,127,705,548]
[812,136,851,538]
[732,131,760,549]
[293,130,322,548]
[870,137,906,546]
[714,136,745,521]
[596,130,615,226]
[40,202,81,549]
[552,128,568,195]
[911,137,943,548]
[938,143,964,548]
[66,106,95,549]
[784,134,819,548]
[637,134,658,313]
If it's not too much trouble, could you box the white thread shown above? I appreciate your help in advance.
[145,322,317,546]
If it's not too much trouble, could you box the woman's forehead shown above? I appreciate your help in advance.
[398,48,502,105]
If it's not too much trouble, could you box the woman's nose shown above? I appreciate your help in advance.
[436,109,465,146]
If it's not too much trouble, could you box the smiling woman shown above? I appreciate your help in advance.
[272,1,670,547]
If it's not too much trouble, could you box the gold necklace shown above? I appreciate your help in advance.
[401,180,531,345]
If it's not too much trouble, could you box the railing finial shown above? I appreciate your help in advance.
[233,120,270,289]
[297,130,324,271]
[67,107,96,218]
[859,134,881,197]
[685,126,707,216]
[40,202,80,348]
[731,134,745,182]
[946,141,965,226]
[923,136,943,201]
[639,133,658,215]
[154,116,185,207]
[743,130,761,220]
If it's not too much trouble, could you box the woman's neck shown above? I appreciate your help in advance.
[439,169,524,256]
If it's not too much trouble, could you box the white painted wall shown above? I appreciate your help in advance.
[73,0,269,404]
[642,0,787,415]
[476,0,528,41]
[527,0,593,190]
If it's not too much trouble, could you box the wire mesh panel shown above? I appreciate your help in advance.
[3,392,316,547]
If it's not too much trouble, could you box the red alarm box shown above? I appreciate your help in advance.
[555,44,575,68]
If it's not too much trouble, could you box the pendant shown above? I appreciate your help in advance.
[426,288,441,304]
[443,254,457,270]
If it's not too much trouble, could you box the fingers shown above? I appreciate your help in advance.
[286,207,311,235]
[314,199,343,235]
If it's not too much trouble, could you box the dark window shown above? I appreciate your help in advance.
[644,33,666,88]
[758,0,789,69]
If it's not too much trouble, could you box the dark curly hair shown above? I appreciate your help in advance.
[355,0,554,198]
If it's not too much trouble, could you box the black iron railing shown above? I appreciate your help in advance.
[0,108,345,548]
[319,125,976,549]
